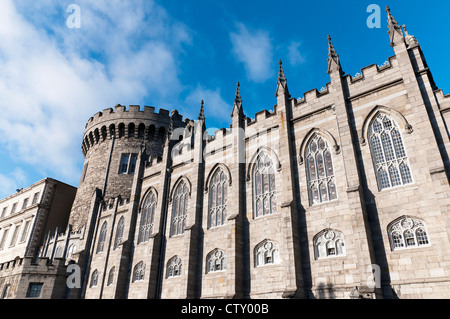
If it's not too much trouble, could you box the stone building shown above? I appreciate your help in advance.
[0,178,76,299]
[1,6,450,299]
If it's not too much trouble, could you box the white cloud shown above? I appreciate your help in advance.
[0,0,191,187]
[288,41,306,66]
[230,23,274,83]
[183,86,232,128]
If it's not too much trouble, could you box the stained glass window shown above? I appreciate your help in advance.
[138,191,156,243]
[170,181,188,237]
[369,114,412,190]
[206,249,227,273]
[114,217,125,250]
[167,256,182,278]
[253,152,277,217]
[133,262,145,282]
[208,169,228,228]
[314,229,346,259]
[388,217,430,251]
[255,240,280,267]
[306,135,337,205]
[97,222,107,253]
[90,270,98,287]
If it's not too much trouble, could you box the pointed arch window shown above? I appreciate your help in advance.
[107,267,115,286]
[167,256,182,278]
[314,229,346,260]
[133,262,145,282]
[208,168,228,228]
[253,152,277,218]
[90,269,99,288]
[254,240,280,267]
[66,244,77,259]
[369,114,412,190]
[388,217,430,251]
[170,181,189,237]
[114,217,125,250]
[306,135,337,205]
[138,191,156,243]
[97,221,107,254]
[206,249,227,273]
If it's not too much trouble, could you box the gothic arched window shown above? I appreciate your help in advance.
[107,267,115,286]
[90,269,98,288]
[97,221,107,253]
[388,217,430,251]
[114,217,125,250]
[132,262,145,282]
[66,244,77,259]
[167,256,182,278]
[253,152,277,218]
[254,240,280,267]
[313,229,346,260]
[208,168,228,228]
[368,114,412,190]
[170,181,189,237]
[138,191,156,243]
[206,249,226,273]
[306,134,337,205]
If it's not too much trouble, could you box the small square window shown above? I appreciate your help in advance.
[26,283,43,298]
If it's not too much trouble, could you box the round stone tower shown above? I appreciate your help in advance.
[68,104,185,232]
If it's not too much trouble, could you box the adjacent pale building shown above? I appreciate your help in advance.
[0,178,76,299]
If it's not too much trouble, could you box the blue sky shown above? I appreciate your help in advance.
[0,0,449,198]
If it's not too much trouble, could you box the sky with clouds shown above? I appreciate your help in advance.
[0,0,449,198]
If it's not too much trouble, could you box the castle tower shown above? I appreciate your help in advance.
[67,104,187,298]
[69,105,185,232]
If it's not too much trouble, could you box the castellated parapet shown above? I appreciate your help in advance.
[69,104,188,233]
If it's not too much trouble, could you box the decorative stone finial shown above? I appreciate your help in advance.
[232,81,244,118]
[327,35,342,75]
[386,6,403,47]
[198,100,205,120]
[402,24,419,48]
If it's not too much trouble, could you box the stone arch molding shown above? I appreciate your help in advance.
[360,105,413,145]
[139,186,158,212]
[298,128,341,165]
[246,146,281,182]
[168,175,192,203]
[204,163,232,193]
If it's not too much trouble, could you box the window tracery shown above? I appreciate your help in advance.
[314,229,346,259]
[388,217,430,251]
[369,114,412,190]
[138,191,156,243]
[255,240,280,267]
[170,181,189,237]
[208,169,227,228]
[206,249,226,273]
[253,152,277,217]
[305,135,337,205]
[167,256,182,278]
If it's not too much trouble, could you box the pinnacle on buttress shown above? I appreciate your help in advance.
[386,6,404,47]
[232,81,244,118]
[327,35,342,75]
[198,99,205,121]
[275,59,289,97]
[235,81,241,104]
[278,59,286,83]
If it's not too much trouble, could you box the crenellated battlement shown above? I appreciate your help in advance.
[81,104,186,156]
